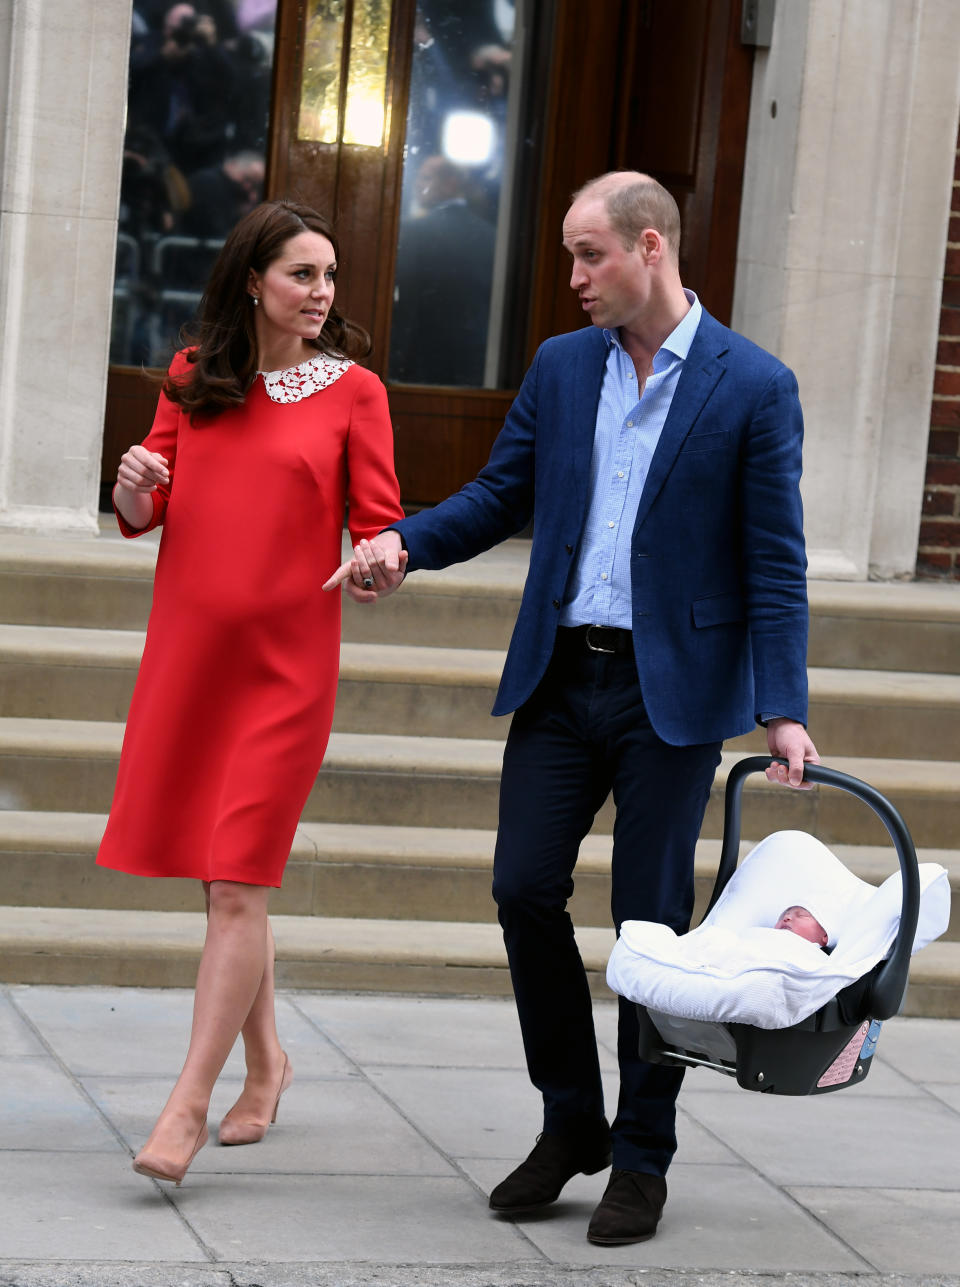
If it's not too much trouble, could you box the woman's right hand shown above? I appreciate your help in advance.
[117,445,169,494]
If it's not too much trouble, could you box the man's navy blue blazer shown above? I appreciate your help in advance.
[395,309,809,746]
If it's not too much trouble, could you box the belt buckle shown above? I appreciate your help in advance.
[585,625,616,654]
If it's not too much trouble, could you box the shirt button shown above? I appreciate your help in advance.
[627,372,634,379]
[608,521,614,528]
[601,573,608,581]
[627,420,634,427]
[617,471,624,478]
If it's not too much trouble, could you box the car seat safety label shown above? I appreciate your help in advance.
[817,1021,869,1088]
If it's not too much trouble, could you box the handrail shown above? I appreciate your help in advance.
[704,755,921,1020]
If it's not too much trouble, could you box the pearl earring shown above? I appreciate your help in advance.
[251,296,259,306]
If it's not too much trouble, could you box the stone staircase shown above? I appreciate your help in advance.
[0,529,958,1015]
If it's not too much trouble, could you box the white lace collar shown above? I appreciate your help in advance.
[259,351,353,404]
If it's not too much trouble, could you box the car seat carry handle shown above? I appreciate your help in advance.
[706,755,921,1021]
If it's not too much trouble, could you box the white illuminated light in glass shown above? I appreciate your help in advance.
[344,92,386,146]
[300,0,391,147]
[342,0,390,147]
[442,111,495,165]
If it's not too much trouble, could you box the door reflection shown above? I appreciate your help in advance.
[389,0,519,389]
[112,1,277,368]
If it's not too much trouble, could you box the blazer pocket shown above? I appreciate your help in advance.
[692,592,746,628]
[679,430,730,453]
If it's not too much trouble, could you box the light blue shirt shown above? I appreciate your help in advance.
[560,290,702,629]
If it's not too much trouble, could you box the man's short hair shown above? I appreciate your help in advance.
[573,173,681,258]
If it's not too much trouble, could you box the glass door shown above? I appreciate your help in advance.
[102,1,280,505]
[113,1,279,369]
[388,0,540,390]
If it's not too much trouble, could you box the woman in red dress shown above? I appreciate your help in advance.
[98,200,406,1185]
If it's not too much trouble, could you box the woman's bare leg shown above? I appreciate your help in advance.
[219,917,291,1137]
[135,880,272,1168]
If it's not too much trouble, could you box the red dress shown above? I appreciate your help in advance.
[96,351,404,886]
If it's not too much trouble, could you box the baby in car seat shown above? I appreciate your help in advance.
[775,905,828,948]
[607,829,951,1030]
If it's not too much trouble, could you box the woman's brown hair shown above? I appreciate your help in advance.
[163,200,371,417]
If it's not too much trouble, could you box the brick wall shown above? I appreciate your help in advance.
[917,137,960,579]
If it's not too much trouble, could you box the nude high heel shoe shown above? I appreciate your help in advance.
[218,1052,293,1146]
[132,1121,209,1186]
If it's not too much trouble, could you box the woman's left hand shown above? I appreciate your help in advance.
[323,535,408,603]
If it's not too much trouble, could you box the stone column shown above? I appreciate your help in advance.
[733,0,960,579]
[0,0,130,535]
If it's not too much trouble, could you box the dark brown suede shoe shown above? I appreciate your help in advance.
[489,1125,612,1213]
[586,1168,667,1244]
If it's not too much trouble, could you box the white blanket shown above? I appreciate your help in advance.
[606,830,951,1029]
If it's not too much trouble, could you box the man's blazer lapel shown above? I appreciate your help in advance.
[633,311,729,533]
[565,329,607,516]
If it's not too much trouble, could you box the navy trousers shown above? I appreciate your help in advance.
[492,631,723,1176]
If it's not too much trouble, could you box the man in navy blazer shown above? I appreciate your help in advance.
[327,171,819,1244]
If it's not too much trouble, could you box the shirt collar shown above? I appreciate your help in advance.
[603,289,702,363]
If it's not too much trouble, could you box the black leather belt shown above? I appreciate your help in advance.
[558,624,633,655]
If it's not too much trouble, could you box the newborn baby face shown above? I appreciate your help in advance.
[775,905,828,947]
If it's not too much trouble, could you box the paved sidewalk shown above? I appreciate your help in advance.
[1,986,959,1287]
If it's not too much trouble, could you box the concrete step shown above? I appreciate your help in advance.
[2,531,960,671]
[0,530,525,644]
[3,624,960,760]
[0,530,160,631]
[806,579,960,674]
[727,665,960,761]
[1,716,958,848]
[0,623,145,723]
[1,811,956,941]
[0,905,954,1016]
[0,626,509,735]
